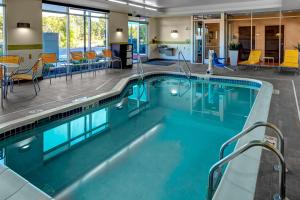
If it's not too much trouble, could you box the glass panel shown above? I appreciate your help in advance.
[194,21,203,63]
[43,124,68,152]
[282,10,300,58]
[91,12,106,18]
[252,11,281,63]
[227,12,252,61]
[90,16,107,54]
[69,14,85,53]
[0,6,4,55]
[70,117,85,138]
[205,23,220,59]
[91,109,107,129]
[42,12,68,60]
[42,3,67,13]
[139,23,147,54]
[128,22,139,54]
[69,8,85,15]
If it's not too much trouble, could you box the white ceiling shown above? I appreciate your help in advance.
[50,0,300,16]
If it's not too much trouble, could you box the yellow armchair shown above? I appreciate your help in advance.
[239,50,262,65]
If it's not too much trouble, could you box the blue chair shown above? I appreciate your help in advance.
[212,53,235,71]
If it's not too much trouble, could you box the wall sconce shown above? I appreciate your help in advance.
[116,28,123,33]
[171,30,178,38]
[17,22,30,28]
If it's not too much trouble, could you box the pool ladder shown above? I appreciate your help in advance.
[207,122,288,200]
[137,55,144,80]
[177,50,191,79]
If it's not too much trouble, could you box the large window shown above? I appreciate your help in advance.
[227,10,300,64]
[42,3,108,60]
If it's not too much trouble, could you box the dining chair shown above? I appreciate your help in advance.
[10,58,43,95]
[102,49,122,70]
[70,51,85,78]
[41,53,59,84]
[86,51,98,75]
[0,64,7,108]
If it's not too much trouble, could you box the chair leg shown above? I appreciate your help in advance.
[10,80,14,93]
[1,83,3,108]
[36,78,40,91]
[32,79,37,95]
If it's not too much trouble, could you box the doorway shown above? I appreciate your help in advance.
[265,25,284,63]
[238,26,255,61]
[204,23,220,62]
[128,21,148,60]
[193,20,221,64]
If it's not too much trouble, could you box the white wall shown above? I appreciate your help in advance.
[108,12,128,44]
[6,0,42,68]
[149,16,192,61]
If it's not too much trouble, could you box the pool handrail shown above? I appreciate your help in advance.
[177,50,191,79]
[137,55,144,80]
[219,121,284,160]
[208,140,286,200]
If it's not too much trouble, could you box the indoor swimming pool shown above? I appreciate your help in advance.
[0,75,260,200]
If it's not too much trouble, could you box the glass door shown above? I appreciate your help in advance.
[204,23,220,62]
[193,21,203,63]
[128,21,148,61]
[128,21,139,56]
[139,23,148,55]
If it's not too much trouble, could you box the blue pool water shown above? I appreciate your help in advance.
[0,76,258,200]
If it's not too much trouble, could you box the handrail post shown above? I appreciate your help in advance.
[208,140,286,200]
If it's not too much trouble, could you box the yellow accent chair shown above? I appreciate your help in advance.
[10,58,42,95]
[279,50,299,73]
[239,50,262,66]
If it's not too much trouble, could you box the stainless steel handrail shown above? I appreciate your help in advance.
[177,50,191,79]
[219,121,284,160]
[207,140,286,200]
[137,56,144,80]
[178,78,191,97]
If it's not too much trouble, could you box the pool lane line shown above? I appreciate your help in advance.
[292,80,300,122]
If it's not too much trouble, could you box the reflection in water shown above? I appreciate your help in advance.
[0,77,258,200]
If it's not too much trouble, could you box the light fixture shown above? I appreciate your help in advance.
[17,22,30,29]
[170,88,178,96]
[116,28,123,33]
[171,30,179,38]
[128,3,144,8]
[108,0,127,4]
[145,7,157,11]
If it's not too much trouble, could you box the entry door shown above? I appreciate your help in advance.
[204,23,220,63]
[265,25,284,63]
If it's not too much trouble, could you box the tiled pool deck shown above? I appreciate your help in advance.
[1,63,300,199]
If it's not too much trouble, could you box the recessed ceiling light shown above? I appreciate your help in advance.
[128,3,144,8]
[108,0,127,5]
[145,7,157,11]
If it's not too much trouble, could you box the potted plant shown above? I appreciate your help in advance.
[228,41,240,66]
